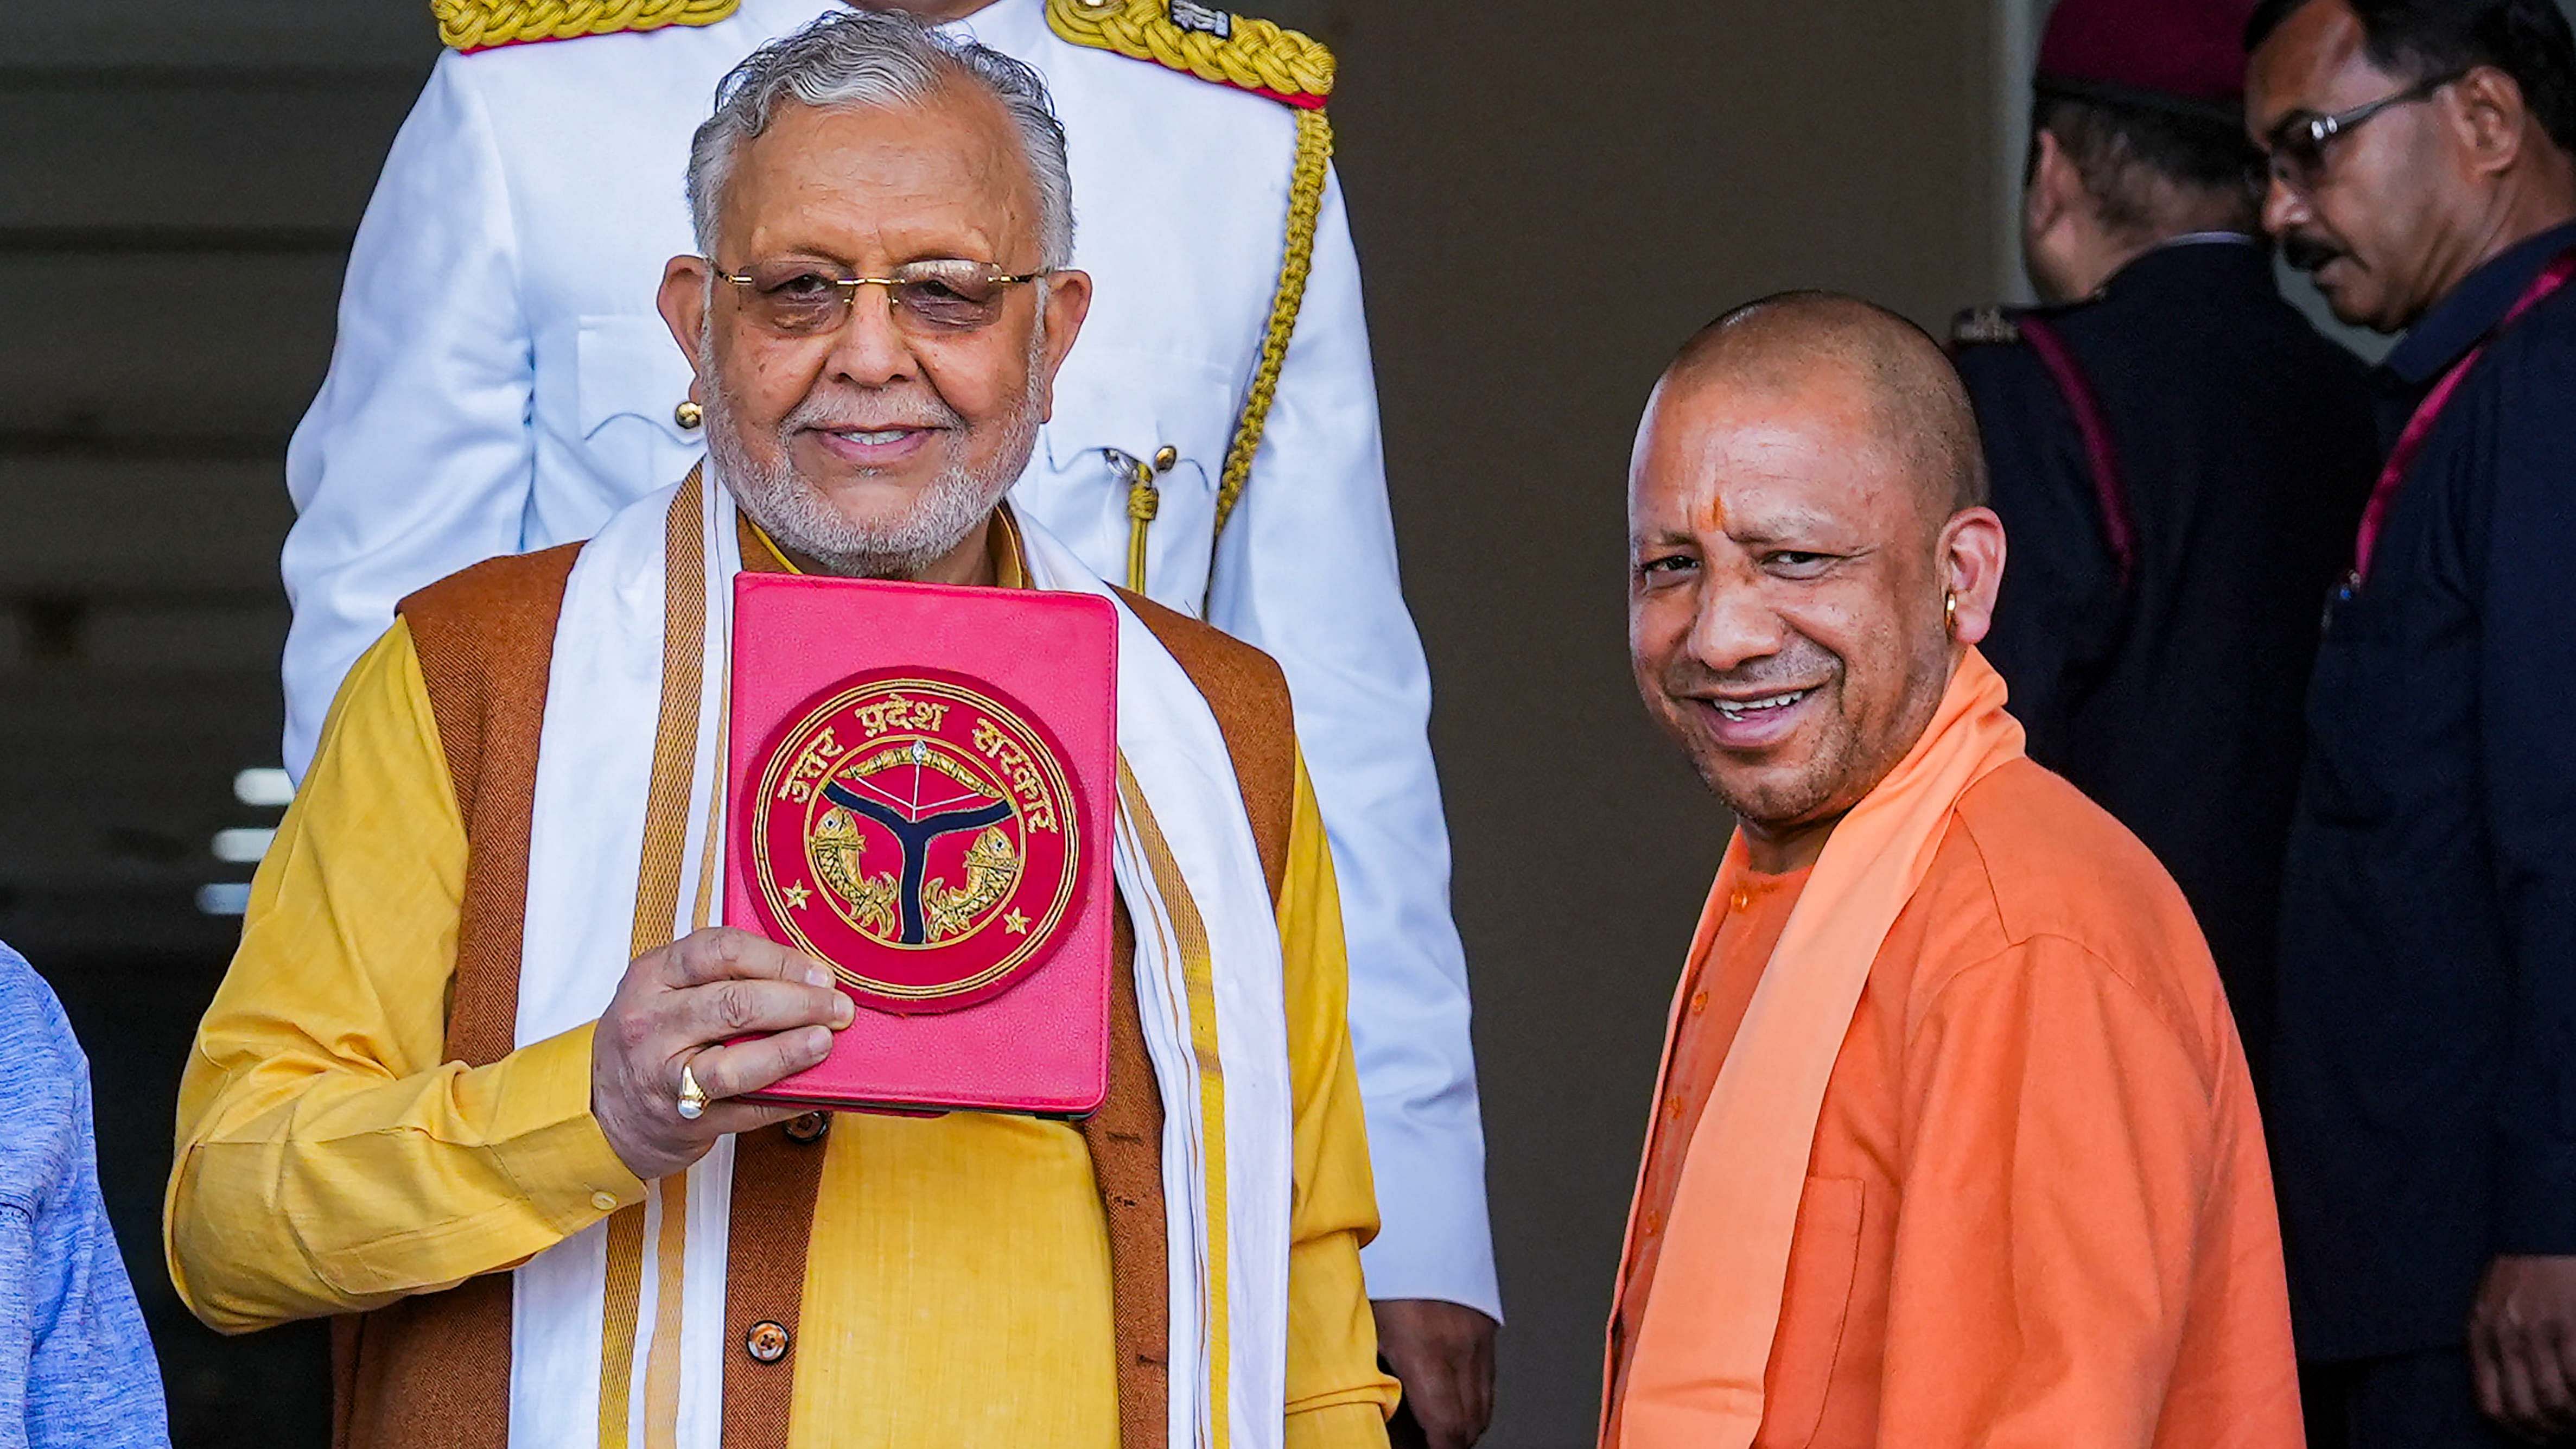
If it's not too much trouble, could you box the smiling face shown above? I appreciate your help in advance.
[660,84,1090,579]
[1627,309,2003,860]
[2247,0,2472,331]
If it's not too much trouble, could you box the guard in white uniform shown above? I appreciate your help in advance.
[280,0,1498,1436]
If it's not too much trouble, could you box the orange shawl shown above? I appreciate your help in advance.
[1607,650,2024,1448]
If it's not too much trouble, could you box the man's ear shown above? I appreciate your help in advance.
[2451,65,2532,179]
[2026,128,2079,239]
[659,255,714,401]
[1938,506,2008,647]
[1033,269,1093,425]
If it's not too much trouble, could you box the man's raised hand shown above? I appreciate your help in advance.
[590,926,854,1180]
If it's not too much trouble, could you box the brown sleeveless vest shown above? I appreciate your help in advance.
[336,543,1296,1449]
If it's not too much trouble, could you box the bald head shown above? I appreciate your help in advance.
[1666,291,1987,523]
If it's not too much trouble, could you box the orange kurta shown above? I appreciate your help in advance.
[1608,864,1809,1416]
[1610,759,2300,1447]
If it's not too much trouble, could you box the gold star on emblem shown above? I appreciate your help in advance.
[783,883,813,910]
[1004,909,1030,935]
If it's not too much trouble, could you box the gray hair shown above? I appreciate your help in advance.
[686,10,1076,269]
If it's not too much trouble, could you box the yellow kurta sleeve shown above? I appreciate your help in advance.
[164,620,643,1334]
[1279,752,1402,1448]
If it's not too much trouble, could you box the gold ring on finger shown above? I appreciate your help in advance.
[676,1059,710,1121]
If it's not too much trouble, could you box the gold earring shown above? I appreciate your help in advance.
[1944,591,1958,634]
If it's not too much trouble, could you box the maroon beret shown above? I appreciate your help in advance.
[2036,0,2260,121]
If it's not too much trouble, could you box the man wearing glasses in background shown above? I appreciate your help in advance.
[2244,1,2576,1443]
[1951,0,2376,1082]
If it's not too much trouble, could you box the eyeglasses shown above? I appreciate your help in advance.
[2263,73,2461,193]
[715,257,1048,336]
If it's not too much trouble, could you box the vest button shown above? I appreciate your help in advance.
[745,1320,790,1364]
[674,399,703,430]
[784,1112,829,1143]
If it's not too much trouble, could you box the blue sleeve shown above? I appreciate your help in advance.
[0,946,171,1449]
[0,1192,27,1447]
[2478,335,2576,1254]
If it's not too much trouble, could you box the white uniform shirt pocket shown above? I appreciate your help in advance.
[1019,344,1241,612]
[549,314,706,537]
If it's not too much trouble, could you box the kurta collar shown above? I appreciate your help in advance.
[2383,218,2576,386]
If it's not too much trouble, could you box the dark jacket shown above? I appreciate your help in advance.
[1955,237,2378,1075]
[2271,219,2576,1361]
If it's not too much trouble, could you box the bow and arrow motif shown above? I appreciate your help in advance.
[807,741,1025,945]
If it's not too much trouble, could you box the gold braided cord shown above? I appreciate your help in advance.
[1125,464,1160,592]
[1042,1,1338,587]
[1211,105,1331,546]
[434,0,739,51]
[1045,0,1334,102]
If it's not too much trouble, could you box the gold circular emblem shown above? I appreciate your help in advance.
[745,672,1083,1012]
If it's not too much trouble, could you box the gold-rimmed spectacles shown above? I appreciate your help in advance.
[715,257,1048,336]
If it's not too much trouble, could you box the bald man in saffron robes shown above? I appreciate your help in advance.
[1604,293,2300,1448]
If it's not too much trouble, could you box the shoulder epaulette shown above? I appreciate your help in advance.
[1949,305,2021,348]
[434,0,740,53]
[1045,0,1333,109]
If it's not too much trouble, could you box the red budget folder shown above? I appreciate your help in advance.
[724,571,1117,1116]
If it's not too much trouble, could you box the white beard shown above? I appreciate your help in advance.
[704,356,1044,580]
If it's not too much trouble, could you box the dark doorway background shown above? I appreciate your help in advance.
[1,2,2011,1443]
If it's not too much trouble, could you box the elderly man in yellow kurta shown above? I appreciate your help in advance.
[162,14,1395,1449]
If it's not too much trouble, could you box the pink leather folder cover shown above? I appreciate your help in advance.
[726,571,1116,1116]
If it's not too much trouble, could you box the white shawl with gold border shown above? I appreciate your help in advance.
[504,471,1294,1449]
